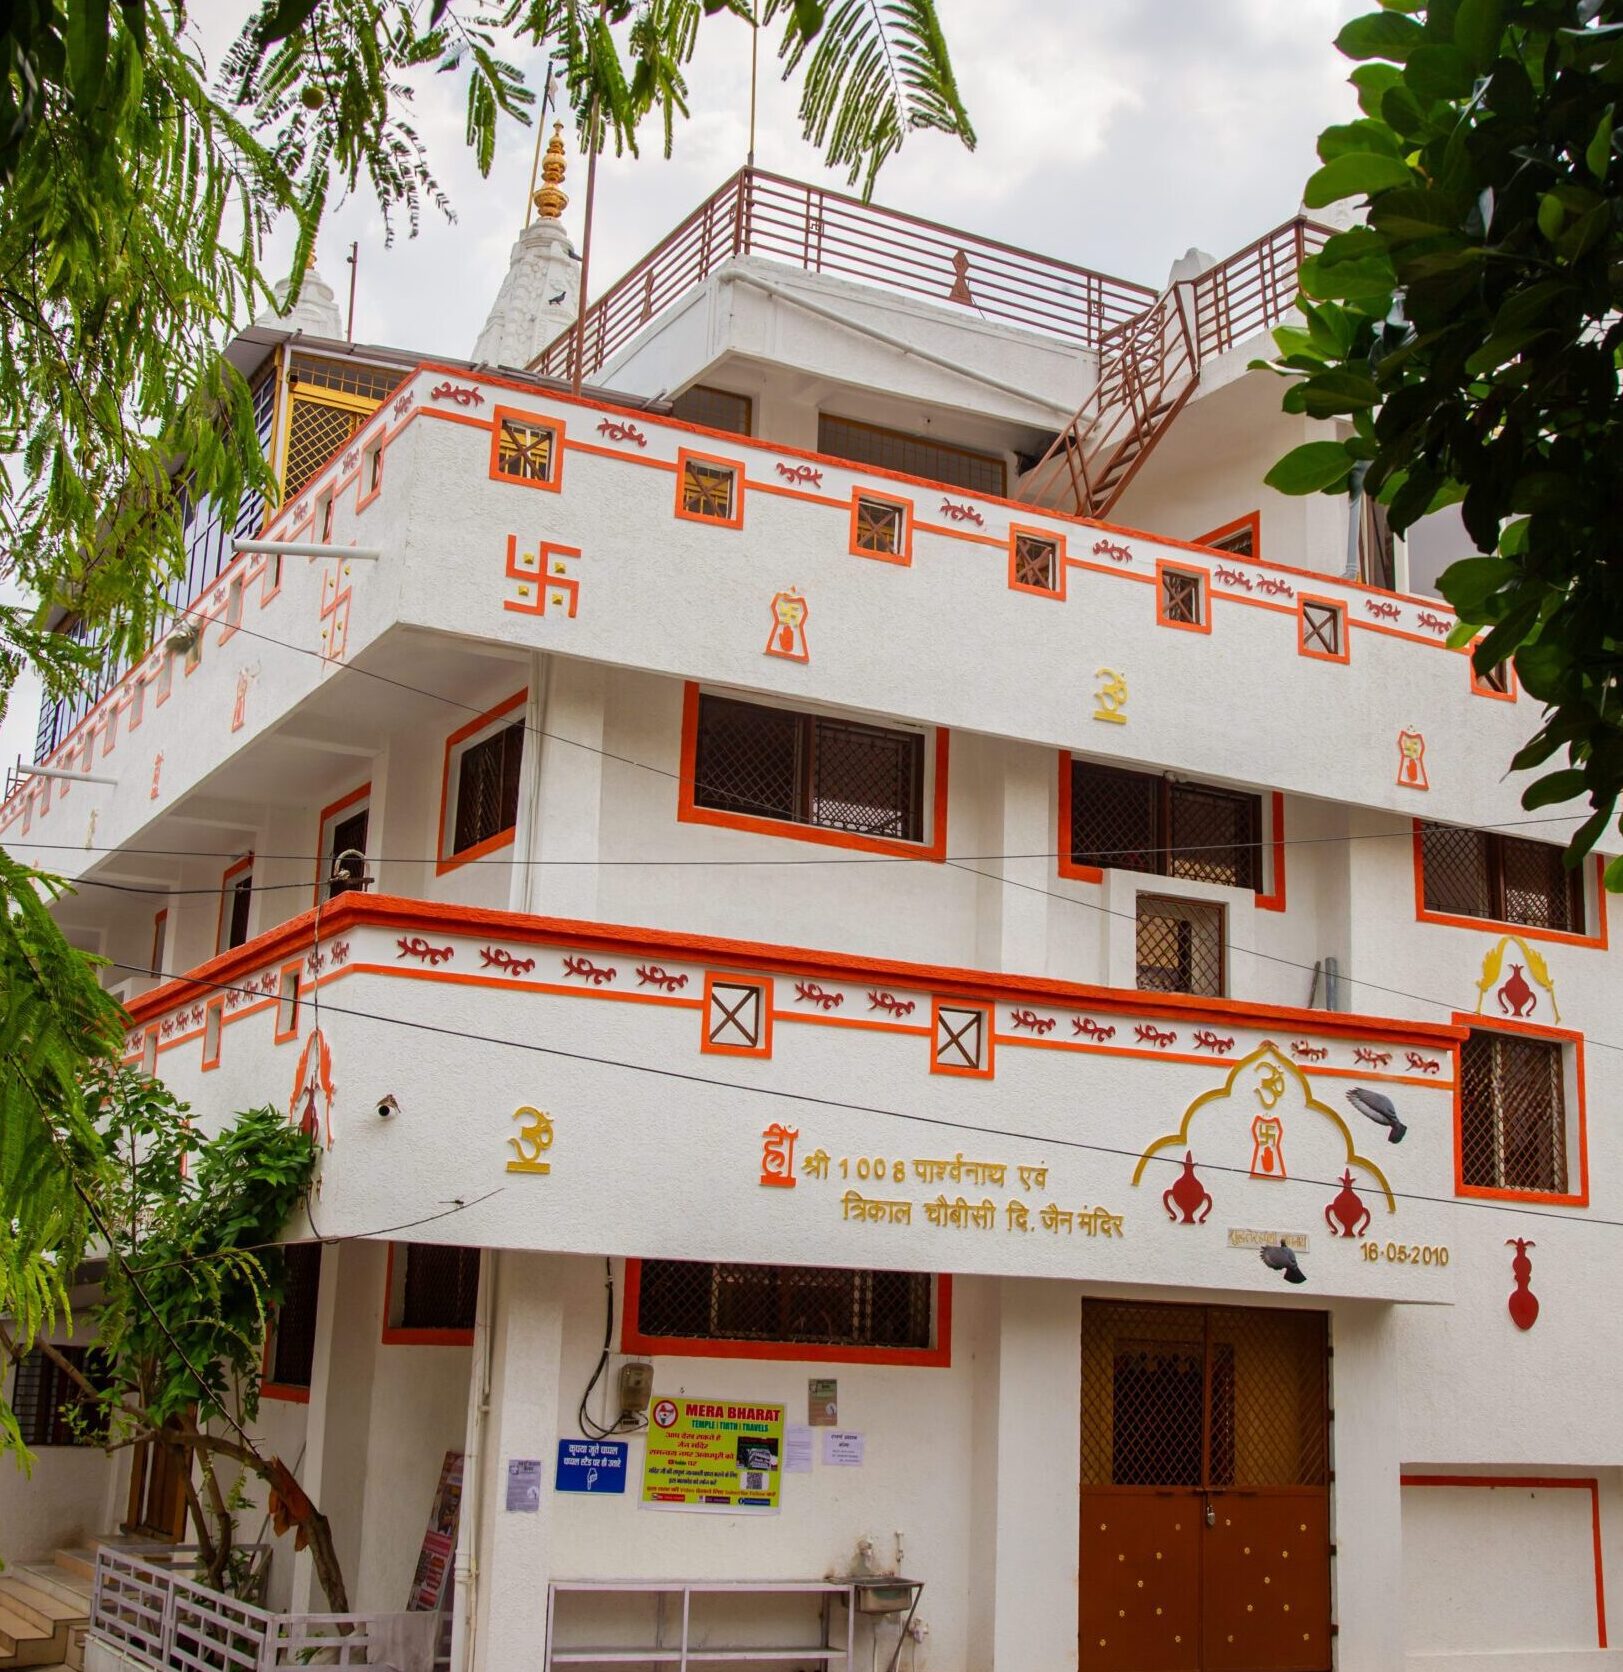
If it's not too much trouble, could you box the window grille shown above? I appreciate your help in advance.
[818,414,1005,497]
[636,1261,935,1351]
[1476,660,1511,693]
[291,357,402,402]
[693,694,925,842]
[268,1243,322,1389]
[680,458,737,521]
[1013,532,1059,591]
[853,496,905,555]
[1160,567,1205,627]
[1300,600,1343,657]
[496,418,556,483]
[285,398,362,500]
[1069,762,1260,891]
[10,1346,108,1447]
[1206,525,1255,558]
[670,386,753,437]
[326,807,369,899]
[453,722,524,854]
[1136,894,1224,996]
[399,1245,481,1332]
[1460,1030,1567,1194]
[1420,822,1582,933]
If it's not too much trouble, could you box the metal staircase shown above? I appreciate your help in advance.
[1019,217,1334,521]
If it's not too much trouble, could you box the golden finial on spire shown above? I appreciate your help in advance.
[533,123,569,221]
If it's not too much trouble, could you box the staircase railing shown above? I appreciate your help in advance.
[529,166,1157,382]
[1019,216,1335,519]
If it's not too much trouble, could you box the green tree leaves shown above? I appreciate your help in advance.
[1264,2,1623,881]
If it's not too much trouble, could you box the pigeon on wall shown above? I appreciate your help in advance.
[1346,1087,1407,1143]
[1260,1241,1307,1284]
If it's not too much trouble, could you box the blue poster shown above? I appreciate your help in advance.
[556,1438,629,1494]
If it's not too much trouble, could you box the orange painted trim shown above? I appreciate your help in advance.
[1154,557,1211,634]
[1412,822,1608,949]
[200,997,224,1072]
[700,972,775,1058]
[379,1243,475,1347]
[1296,592,1350,665]
[215,853,254,956]
[847,487,914,565]
[1451,1010,1588,1207]
[488,404,566,493]
[128,894,1469,1049]
[436,687,527,876]
[1008,524,1068,601]
[1257,792,1288,913]
[1399,1475,1605,1649]
[621,1260,952,1368]
[1055,753,1103,884]
[930,997,994,1079]
[273,960,304,1045]
[677,683,951,862]
[1195,511,1261,559]
[314,781,371,906]
[673,446,746,530]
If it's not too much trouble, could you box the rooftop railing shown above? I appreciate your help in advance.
[530,166,1159,382]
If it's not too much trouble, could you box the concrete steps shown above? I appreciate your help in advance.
[0,1558,91,1672]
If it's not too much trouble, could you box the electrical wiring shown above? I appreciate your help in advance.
[106,955,1623,1233]
[577,1258,647,1441]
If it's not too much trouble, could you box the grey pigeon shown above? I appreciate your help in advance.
[1260,1241,1307,1284]
[1346,1087,1407,1144]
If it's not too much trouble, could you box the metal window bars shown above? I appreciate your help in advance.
[1420,821,1581,933]
[1460,1030,1567,1194]
[1136,895,1225,998]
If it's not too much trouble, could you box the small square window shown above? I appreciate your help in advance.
[1472,657,1515,698]
[851,493,909,562]
[676,451,743,527]
[275,967,301,1042]
[1136,895,1224,997]
[704,976,771,1057]
[1011,530,1061,595]
[1158,565,1207,631]
[931,1000,992,1078]
[1299,598,1346,661]
[493,414,560,487]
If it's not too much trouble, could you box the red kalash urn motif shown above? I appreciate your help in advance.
[1507,1238,1539,1330]
[1164,1152,1213,1224]
[1323,1169,1370,1238]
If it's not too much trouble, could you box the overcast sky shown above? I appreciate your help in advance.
[2,0,1365,770]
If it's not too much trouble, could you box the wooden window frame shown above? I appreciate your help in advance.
[678,684,950,861]
[622,1258,952,1368]
[1058,757,1267,895]
[1413,821,1601,947]
[315,781,372,905]
[436,689,527,875]
[488,405,565,493]
[1008,525,1066,599]
[1297,594,1349,664]
[381,1243,480,1347]
[848,490,913,565]
[674,447,745,530]
[215,854,255,956]
[1451,1015,1587,1206]
[1156,559,1210,633]
[816,413,1007,499]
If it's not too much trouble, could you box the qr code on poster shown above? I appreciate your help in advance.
[739,1470,767,1492]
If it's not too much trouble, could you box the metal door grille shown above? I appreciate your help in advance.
[285,398,361,499]
[1137,895,1224,997]
[1461,1030,1567,1192]
[1081,1302,1327,1489]
[636,1260,934,1350]
[400,1245,481,1331]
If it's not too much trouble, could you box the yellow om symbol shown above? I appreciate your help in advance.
[507,1105,554,1175]
[1093,667,1128,725]
[1254,1062,1286,1111]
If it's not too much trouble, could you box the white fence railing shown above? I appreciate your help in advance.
[91,1546,440,1671]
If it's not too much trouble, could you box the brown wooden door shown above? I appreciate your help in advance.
[125,1421,190,1541]
[1080,1301,1330,1672]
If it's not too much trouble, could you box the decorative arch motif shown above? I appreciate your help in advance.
[1130,1041,1395,1211]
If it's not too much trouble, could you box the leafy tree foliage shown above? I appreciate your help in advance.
[0,0,972,741]
[1261,0,1623,887]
